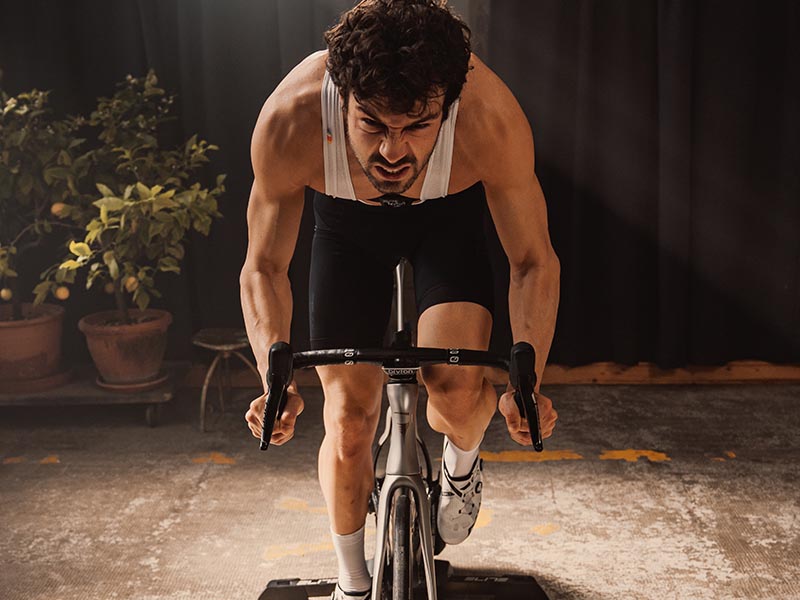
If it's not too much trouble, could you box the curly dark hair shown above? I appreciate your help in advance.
[324,0,471,120]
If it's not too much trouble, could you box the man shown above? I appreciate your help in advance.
[241,1,560,598]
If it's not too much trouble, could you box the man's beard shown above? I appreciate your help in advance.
[344,120,436,196]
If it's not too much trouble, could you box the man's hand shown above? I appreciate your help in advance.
[498,389,557,446]
[245,389,305,445]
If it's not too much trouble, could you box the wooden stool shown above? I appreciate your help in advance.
[192,328,260,432]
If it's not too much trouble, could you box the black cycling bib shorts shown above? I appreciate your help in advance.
[309,182,495,350]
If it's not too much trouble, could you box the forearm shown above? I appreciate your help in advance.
[240,268,295,392]
[508,258,560,391]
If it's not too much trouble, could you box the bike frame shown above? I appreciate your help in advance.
[259,260,543,599]
[371,260,437,599]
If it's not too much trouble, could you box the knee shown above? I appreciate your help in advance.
[325,404,380,459]
[320,366,383,460]
[421,366,489,426]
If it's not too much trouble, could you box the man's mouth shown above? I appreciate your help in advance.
[374,164,411,180]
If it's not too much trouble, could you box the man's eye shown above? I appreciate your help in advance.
[407,123,430,131]
[362,119,382,128]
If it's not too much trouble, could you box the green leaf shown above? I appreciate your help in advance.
[135,182,151,199]
[43,166,70,184]
[96,182,115,197]
[33,281,51,306]
[152,195,178,212]
[100,204,108,224]
[86,227,102,245]
[58,150,72,166]
[135,290,150,311]
[69,241,91,257]
[166,245,185,260]
[93,197,126,211]
[103,251,119,279]
[123,185,133,200]
[158,257,180,274]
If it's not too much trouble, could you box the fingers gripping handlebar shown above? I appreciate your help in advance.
[259,341,543,451]
[508,342,543,451]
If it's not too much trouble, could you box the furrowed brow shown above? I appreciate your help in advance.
[356,104,441,126]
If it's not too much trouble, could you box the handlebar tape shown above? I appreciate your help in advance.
[260,342,294,451]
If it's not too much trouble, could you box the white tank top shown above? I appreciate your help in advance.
[321,70,459,204]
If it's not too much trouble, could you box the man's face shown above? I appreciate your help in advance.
[344,92,445,195]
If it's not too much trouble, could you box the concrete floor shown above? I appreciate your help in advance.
[1,383,799,600]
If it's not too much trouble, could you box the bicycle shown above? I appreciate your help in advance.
[258,261,546,600]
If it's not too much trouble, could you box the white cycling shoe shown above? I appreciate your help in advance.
[331,584,371,600]
[437,439,484,545]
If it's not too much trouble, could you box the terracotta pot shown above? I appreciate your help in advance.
[0,303,66,387]
[78,309,172,385]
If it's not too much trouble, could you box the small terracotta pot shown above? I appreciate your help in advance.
[78,309,172,385]
[0,303,65,385]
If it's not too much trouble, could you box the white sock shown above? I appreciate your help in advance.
[443,435,483,478]
[331,524,371,593]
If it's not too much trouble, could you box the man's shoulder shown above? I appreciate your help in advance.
[459,55,526,144]
[456,55,534,180]
[252,51,328,184]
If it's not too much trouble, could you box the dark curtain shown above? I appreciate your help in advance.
[489,0,800,366]
[1,0,797,367]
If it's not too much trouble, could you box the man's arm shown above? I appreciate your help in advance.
[240,102,311,445]
[240,105,307,392]
[480,87,560,393]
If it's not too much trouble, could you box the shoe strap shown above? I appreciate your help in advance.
[442,453,481,497]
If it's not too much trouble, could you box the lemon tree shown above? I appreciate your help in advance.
[0,86,87,320]
[39,71,224,324]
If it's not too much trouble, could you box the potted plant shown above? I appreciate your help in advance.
[42,70,224,390]
[0,86,85,392]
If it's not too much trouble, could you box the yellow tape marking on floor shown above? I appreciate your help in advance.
[480,450,584,462]
[264,540,334,561]
[531,523,561,536]
[3,456,25,464]
[192,452,236,465]
[40,455,60,464]
[278,497,328,515]
[475,508,494,529]
[598,449,671,463]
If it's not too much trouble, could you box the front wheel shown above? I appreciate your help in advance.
[392,490,413,600]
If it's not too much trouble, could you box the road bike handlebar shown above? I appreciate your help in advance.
[259,341,543,452]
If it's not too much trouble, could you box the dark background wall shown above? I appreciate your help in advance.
[0,0,797,368]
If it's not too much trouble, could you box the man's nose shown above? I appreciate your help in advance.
[379,133,407,164]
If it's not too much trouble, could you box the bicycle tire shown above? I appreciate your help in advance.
[392,490,413,600]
